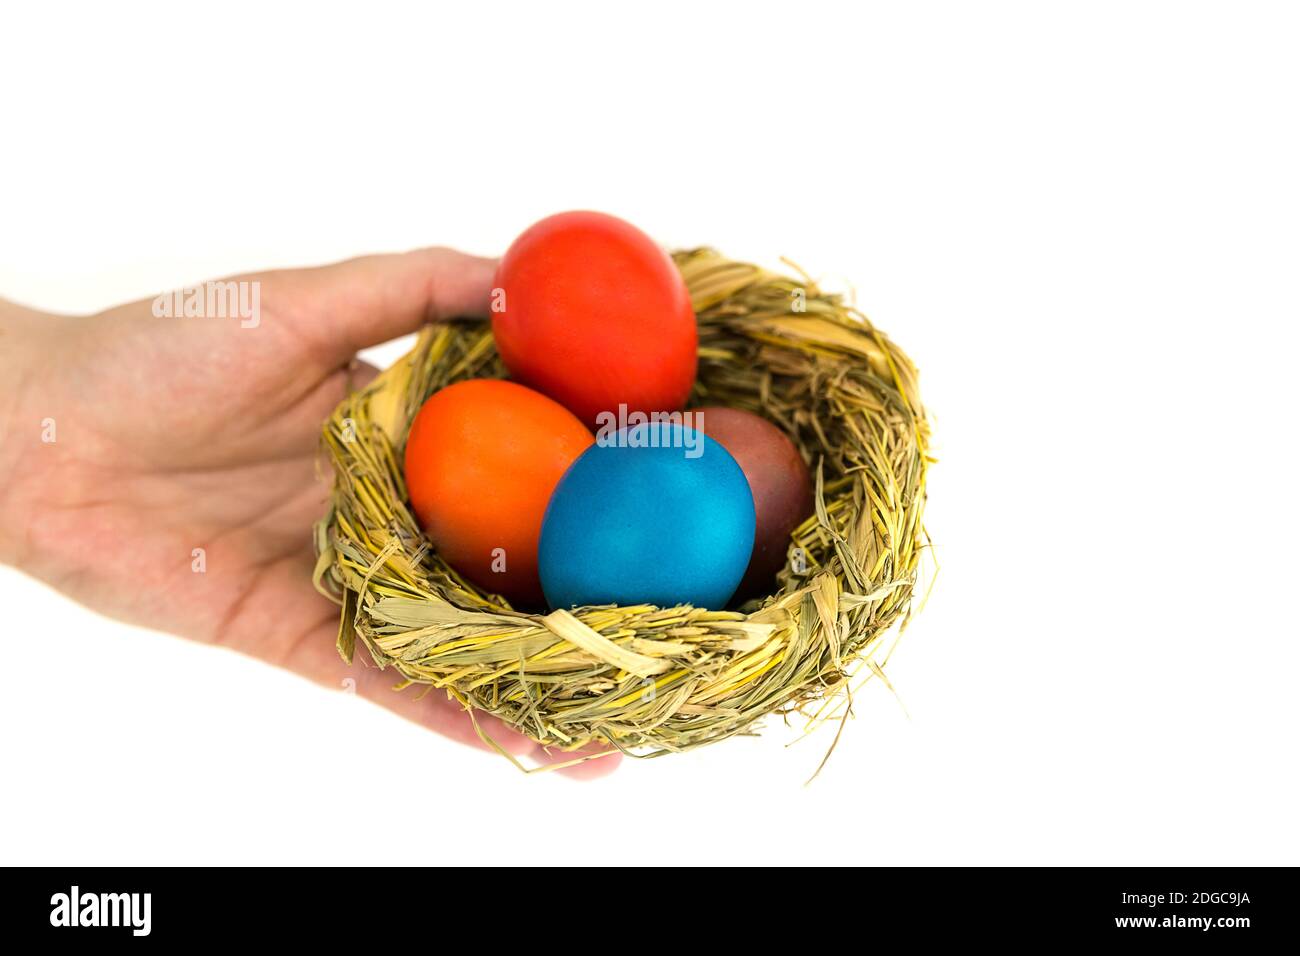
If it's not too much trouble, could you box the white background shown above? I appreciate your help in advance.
[2,1,1297,866]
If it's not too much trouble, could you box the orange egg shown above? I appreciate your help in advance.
[404,379,593,606]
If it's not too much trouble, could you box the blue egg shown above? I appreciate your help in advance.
[539,422,756,610]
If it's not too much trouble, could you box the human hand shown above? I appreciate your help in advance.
[0,250,620,778]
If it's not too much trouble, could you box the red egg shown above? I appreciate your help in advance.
[695,407,813,600]
[491,211,698,427]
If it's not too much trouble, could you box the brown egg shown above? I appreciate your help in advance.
[694,407,813,601]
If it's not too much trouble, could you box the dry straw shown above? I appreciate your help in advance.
[314,248,931,767]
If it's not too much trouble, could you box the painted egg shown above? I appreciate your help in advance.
[538,422,755,610]
[404,379,593,606]
[491,211,698,428]
[695,407,813,600]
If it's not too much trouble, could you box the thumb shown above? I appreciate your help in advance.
[271,246,498,360]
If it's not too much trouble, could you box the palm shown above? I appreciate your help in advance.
[8,249,618,777]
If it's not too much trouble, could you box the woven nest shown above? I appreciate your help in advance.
[313,248,931,762]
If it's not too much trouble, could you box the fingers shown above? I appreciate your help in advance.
[347,653,623,778]
[346,358,382,393]
[349,653,624,778]
[281,613,622,778]
[274,247,498,362]
[544,741,625,780]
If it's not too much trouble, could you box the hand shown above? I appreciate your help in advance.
[0,250,620,778]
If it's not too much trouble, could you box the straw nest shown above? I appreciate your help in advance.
[314,248,931,764]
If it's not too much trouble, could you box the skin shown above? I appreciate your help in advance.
[0,248,620,779]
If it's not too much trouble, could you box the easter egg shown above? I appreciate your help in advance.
[492,211,698,428]
[696,407,814,600]
[539,423,755,610]
[404,379,593,606]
